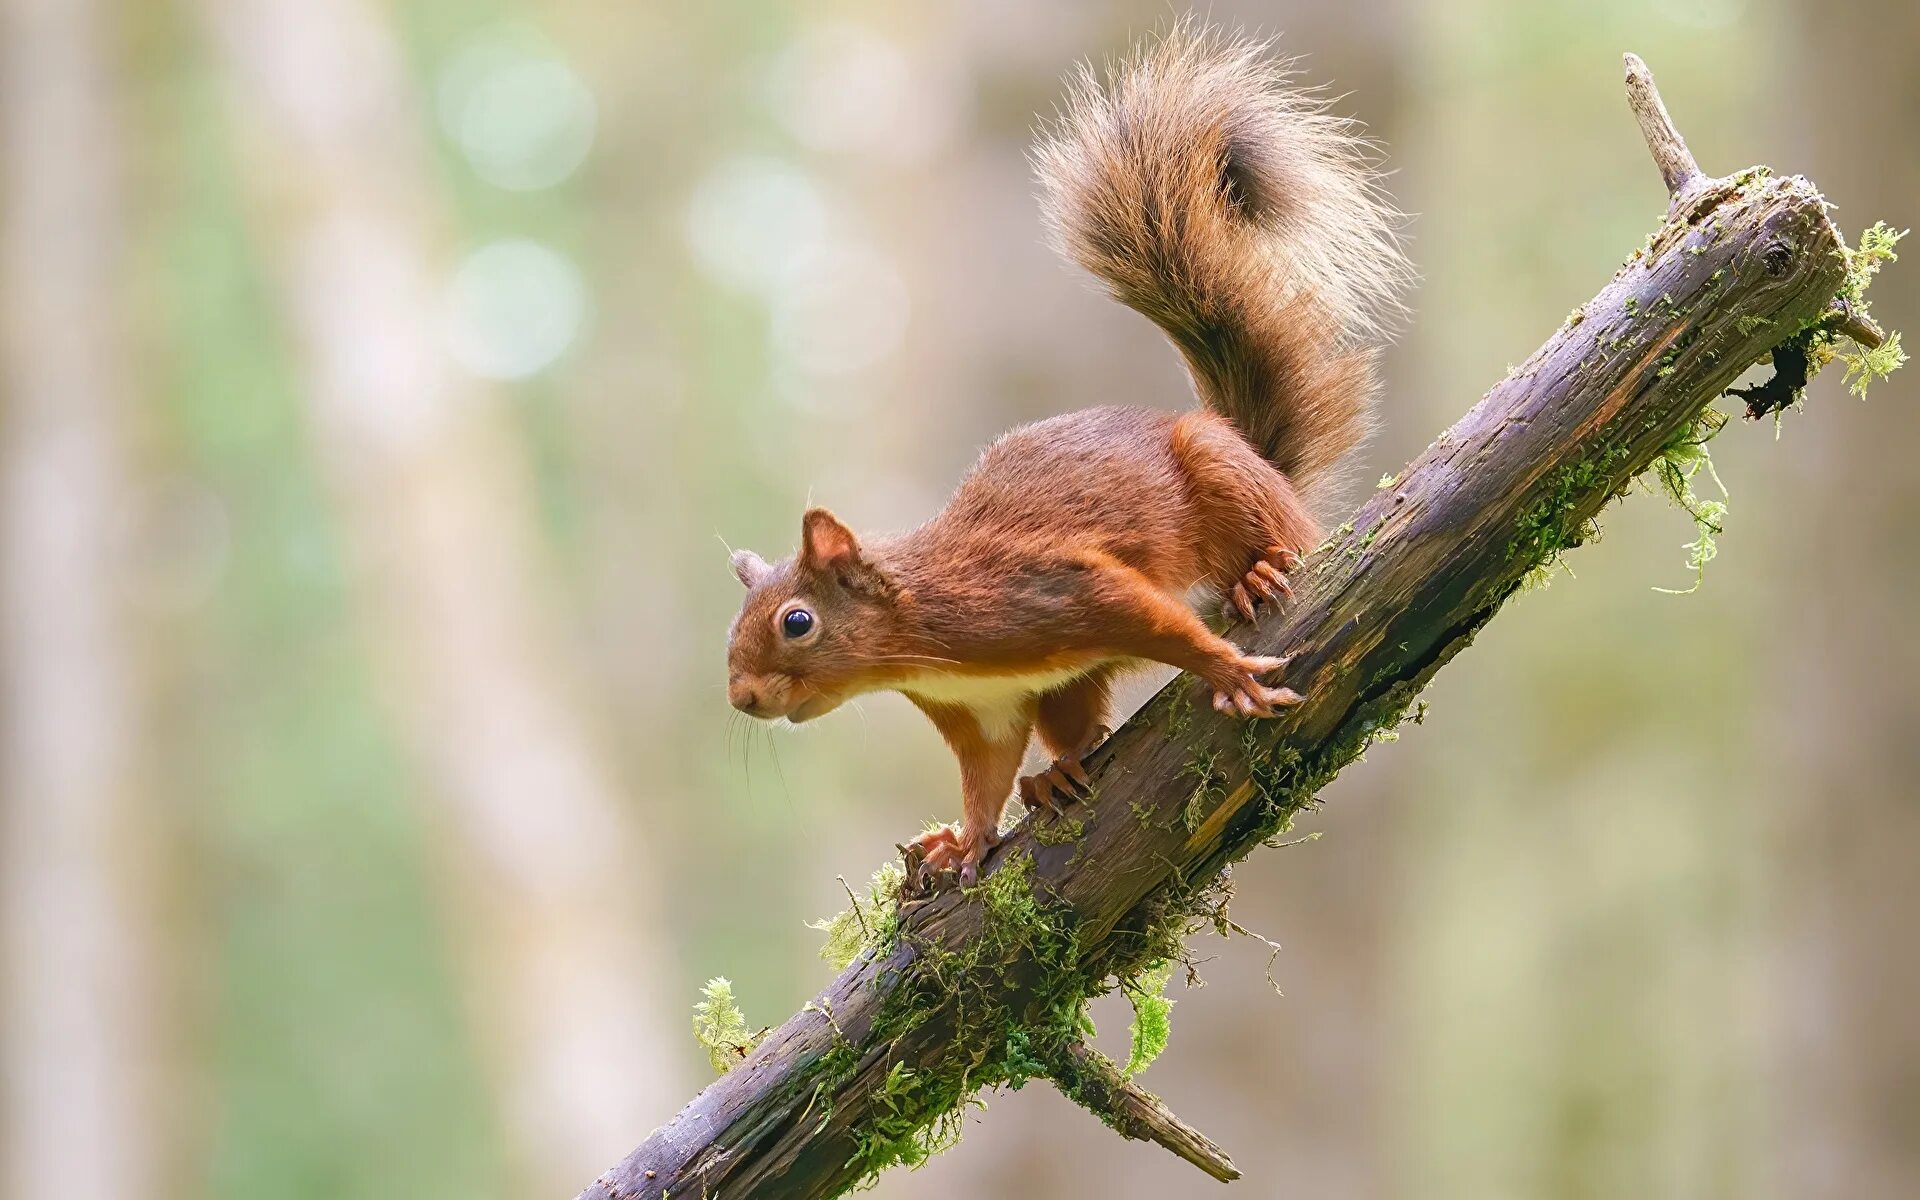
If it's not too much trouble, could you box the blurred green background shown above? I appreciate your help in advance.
[2,1,1914,1198]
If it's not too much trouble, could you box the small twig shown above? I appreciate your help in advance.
[1624,52,1705,200]
[836,875,873,944]
[1826,299,1886,349]
[802,999,845,1041]
[1044,1040,1240,1182]
[1224,918,1287,998]
[1261,830,1321,850]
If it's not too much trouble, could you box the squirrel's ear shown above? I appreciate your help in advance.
[799,507,860,571]
[730,548,772,589]
[800,507,895,596]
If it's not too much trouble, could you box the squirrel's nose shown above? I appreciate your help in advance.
[729,679,767,716]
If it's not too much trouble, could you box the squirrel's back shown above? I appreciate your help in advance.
[1034,22,1410,490]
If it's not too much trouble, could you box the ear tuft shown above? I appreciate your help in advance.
[730,548,772,588]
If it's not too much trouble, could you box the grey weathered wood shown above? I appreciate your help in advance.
[1625,52,1704,201]
[579,58,1857,1200]
[1045,1040,1241,1182]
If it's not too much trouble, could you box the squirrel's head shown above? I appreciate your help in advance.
[725,507,907,723]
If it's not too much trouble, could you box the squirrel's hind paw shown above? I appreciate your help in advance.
[1018,763,1085,816]
[1223,546,1302,624]
[1018,733,1105,816]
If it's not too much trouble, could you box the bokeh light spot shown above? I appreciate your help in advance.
[438,27,597,191]
[443,239,590,381]
[771,244,909,378]
[684,156,830,293]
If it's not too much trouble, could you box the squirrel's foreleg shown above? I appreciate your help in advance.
[907,700,1031,887]
[1075,560,1303,718]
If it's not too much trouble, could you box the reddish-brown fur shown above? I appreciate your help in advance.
[724,26,1409,884]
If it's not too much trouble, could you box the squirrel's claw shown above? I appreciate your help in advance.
[1225,547,1302,624]
[1019,755,1091,816]
[1212,683,1305,718]
[905,822,995,891]
[1209,653,1303,719]
[1019,725,1108,816]
[1253,559,1293,597]
[1226,583,1259,624]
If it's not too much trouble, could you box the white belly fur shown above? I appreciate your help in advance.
[897,663,1100,742]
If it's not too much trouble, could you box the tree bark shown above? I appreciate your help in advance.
[585,58,1866,1200]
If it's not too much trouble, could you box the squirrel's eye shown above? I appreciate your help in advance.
[781,607,816,639]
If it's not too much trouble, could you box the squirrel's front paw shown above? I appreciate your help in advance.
[1209,653,1304,718]
[905,822,998,889]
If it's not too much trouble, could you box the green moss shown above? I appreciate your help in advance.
[821,850,1094,1187]
[1820,222,1907,399]
[973,852,1056,954]
[1508,446,1627,586]
[1840,330,1906,398]
[1161,688,1194,741]
[1122,961,1176,1077]
[850,1062,972,1176]
[1321,520,1355,555]
[817,780,1289,1188]
[1180,748,1223,832]
[1031,813,1087,846]
[1519,554,1577,592]
[1237,675,1435,856]
[1648,408,1730,595]
[692,977,762,1075]
[1734,314,1770,336]
[810,862,907,971]
[1839,220,1905,305]
[1356,515,1388,551]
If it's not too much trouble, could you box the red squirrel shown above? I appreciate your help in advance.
[724,26,1409,885]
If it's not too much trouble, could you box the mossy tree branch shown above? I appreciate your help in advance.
[1040,1040,1240,1182]
[579,56,1882,1200]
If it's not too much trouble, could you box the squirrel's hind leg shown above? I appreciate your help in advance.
[1168,412,1317,623]
[1020,667,1117,815]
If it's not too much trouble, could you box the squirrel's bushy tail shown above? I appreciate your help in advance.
[1035,22,1411,488]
